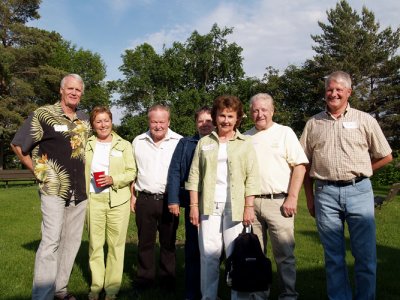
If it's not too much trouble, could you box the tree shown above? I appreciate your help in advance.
[115,24,245,138]
[0,0,110,168]
[308,0,400,149]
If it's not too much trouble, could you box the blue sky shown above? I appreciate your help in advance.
[28,0,400,121]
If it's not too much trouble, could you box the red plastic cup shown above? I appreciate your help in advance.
[93,171,105,187]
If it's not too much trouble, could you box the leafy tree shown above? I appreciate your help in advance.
[115,24,245,138]
[0,0,110,168]
[48,39,110,111]
[308,0,400,149]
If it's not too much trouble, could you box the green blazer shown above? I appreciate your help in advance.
[85,132,136,207]
[185,130,260,221]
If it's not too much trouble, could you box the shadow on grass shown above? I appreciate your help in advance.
[20,239,186,300]
[17,228,399,300]
[295,230,400,300]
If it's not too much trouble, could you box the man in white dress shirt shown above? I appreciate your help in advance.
[130,104,182,292]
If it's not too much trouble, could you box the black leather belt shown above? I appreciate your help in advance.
[319,176,366,187]
[138,191,166,200]
[256,193,288,199]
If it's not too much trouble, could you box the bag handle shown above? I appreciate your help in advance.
[243,224,252,234]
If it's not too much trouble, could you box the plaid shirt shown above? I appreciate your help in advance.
[300,105,391,181]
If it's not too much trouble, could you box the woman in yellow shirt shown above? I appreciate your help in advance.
[85,106,136,300]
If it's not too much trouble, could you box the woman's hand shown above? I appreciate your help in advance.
[190,206,200,227]
[243,206,255,226]
[243,195,255,226]
[96,174,113,187]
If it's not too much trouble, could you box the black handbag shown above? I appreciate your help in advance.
[225,225,272,292]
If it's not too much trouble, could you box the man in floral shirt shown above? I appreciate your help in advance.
[11,74,91,300]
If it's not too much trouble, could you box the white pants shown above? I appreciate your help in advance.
[199,202,243,300]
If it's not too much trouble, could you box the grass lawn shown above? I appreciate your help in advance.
[0,184,399,299]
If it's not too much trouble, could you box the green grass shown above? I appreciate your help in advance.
[0,185,399,299]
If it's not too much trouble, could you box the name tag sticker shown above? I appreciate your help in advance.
[111,150,123,157]
[54,124,68,132]
[343,122,358,129]
[202,144,216,151]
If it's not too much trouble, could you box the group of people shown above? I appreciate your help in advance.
[11,70,392,300]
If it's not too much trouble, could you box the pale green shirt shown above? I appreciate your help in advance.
[185,130,260,221]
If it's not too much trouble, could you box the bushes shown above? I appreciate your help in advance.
[371,152,400,186]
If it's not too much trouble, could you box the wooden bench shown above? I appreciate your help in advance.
[0,169,37,188]
[374,182,400,208]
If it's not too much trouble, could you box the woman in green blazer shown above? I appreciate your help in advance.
[85,106,136,300]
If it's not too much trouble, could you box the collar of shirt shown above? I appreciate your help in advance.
[139,128,181,144]
[325,103,351,120]
[210,129,246,141]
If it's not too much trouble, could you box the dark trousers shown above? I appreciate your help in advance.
[135,193,179,285]
[184,207,201,300]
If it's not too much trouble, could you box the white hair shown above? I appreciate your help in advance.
[325,71,352,89]
[249,93,274,110]
[60,74,85,94]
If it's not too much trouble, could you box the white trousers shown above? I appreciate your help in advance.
[199,202,243,300]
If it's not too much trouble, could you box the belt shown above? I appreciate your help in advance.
[138,191,166,201]
[256,193,288,199]
[318,176,366,187]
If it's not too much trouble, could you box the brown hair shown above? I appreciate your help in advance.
[211,95,244,129]
[194,106,212,121]
[90,106,113,127]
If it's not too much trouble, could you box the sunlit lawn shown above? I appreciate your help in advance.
[0,183,399,299]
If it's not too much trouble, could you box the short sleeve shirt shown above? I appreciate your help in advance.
[300,105,392,181]
[12,102,91,200]
[245,123,308,194]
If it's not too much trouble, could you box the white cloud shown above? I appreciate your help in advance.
[194,0,329,77]
[128,25,191,53]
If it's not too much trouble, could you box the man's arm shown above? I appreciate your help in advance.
[303,165,315,218]
[167,140,185,217]
[10,144,34,173]
[371,154,393,171]
[281,163,306,217]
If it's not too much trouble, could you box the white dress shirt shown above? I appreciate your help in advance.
[132,128,182,194]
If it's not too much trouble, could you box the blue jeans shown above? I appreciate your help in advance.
[314,178,376,300]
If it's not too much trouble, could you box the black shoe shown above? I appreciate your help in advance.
[159,277,176,293]
[54,293,77,300]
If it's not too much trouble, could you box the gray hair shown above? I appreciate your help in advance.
[325,71,352,89]
[60,74,85,94]
[250,93,274,110]
[147,104,171,119]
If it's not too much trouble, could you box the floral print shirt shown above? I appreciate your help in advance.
[12,102,91,201]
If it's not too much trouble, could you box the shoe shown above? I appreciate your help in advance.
[54,293,77,300]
